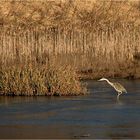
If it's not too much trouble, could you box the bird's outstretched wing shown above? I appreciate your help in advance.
[113,82,127,93]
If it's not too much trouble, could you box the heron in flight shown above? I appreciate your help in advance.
[98,78,127,100]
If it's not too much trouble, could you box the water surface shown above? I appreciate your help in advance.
[0,79,140,139]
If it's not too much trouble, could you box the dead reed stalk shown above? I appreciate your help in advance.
[0,0,140,81]
[0,24,140,79]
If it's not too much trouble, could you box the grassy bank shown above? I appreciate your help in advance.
[0,63,87,96]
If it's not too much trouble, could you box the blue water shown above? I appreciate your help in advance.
[0,79,140,139]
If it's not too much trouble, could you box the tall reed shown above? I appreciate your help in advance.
[0,0,140,80]
[0,24,140,79]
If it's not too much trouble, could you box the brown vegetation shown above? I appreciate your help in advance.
[0,0,140,29]
[0,62,86,96]
[0,23,140,79]
[0,0,140,95]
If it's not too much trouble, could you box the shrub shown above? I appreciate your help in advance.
[0,64,87,96]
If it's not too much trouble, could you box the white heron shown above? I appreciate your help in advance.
[98,78,127,100]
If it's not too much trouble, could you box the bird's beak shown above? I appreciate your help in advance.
[98,79,101,81]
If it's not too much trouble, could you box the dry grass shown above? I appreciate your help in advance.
[0,0,140,96]
[0,0,140,30]
[1,24,140,79]
[0,63,87,96]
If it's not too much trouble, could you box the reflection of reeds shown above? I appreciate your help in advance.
[0,63,87,96]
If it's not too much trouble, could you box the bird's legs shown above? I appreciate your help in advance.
[117,92,121,100]
[117,94,120,100]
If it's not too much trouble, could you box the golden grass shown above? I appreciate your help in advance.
[1,24,140,79]
[0,0,140,30]
[0,63,87,96]
[0,0,140,90]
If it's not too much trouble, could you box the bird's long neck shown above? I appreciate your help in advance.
[104,79,113,86]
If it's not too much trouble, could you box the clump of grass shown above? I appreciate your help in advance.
[0,64,87,96]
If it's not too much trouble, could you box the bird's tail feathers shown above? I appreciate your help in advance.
[124,90,127,93]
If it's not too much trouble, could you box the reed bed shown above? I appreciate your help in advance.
[0,0,140,96]
[0,63,87,96]
[0,24,140,79]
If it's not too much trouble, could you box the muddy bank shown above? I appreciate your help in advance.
[79,63,140,80]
